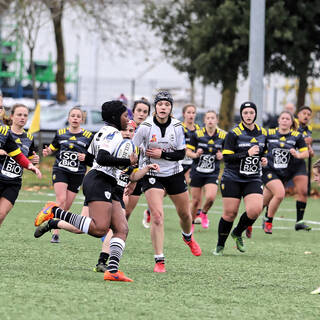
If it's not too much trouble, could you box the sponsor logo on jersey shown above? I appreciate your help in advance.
[106,132,116,140]
[150,134,157,143]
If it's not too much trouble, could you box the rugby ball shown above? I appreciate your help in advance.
[113,139,135,169]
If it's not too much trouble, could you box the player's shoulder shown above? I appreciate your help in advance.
[217,128,227,139]
[0,125,10,136]
[57,127,68,135]
[80,128,93,139]
[171,117,182,127]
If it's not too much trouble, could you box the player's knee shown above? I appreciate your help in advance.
[152,213,163,226]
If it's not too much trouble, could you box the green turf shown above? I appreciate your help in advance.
[1,190,320,320]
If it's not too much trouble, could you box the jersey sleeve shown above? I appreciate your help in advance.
[49,132,60,151]
[132,124,148,148]
[27,140,36,158]
[296,134,308,152]
[4,132,21,157]
[222,131,237,155]
[187,132,197,151]
[175,125,186,150]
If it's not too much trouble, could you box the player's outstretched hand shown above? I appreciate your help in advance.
[42,145,52,157]
[28,163,42,178]
[31,151,40,164]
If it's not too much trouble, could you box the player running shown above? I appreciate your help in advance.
[261,111,308,234]
[291,106,314,231]
[42,107,93,243]
[132,91,202,273]
[186,110,225,229]
[35,100,137,282]
[0,103,41,227]
[213,101,267,255]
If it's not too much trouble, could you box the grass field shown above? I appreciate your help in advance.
[1,182,320,320]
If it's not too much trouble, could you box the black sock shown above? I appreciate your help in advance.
[155,256,165,264]
[48,219,60,230]
[182,231,192,242]
[217,217,233,247]
[197,209,202,216]
[98,252,109,265]
[296,201,306,222]
[264,207,269,218]
[232,212,256,237]
[266,216,273,223]
[202,211,207,215]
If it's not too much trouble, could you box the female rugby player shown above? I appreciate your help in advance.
[132,91,201,273]
[213,101,267,255]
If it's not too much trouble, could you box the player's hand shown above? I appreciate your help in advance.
[31,151,40,164]
[146,148,162,159]
[0,149,7,156]
[289,148,299,158]
[309,146,314,158]
[42,145,52,157]
[147,163,160,171]
[216,150,223,160]
[196,148,203,158]
[304,137,312,145]
[129,152,138,165]
[28,163,42,178]
[124,181,136,196]
[261,157,268,167]
[78,153,85,161]
[248,145,259,156]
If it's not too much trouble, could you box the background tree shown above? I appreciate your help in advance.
[11,0,48,104]
[265,1,320,108]
[143,1,198,102]
[42,0,132,103]
[144,0,250,130]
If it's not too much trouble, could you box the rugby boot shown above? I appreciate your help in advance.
[295,220,311,231]
[34,221,51,238]
[231,232,246,253]
[142,209,151,228]
[200,212,209,229]
[245,226,252,238]
[35,201,57,226]
[153,262,166,273]
[183,236,202,256]
[94,262,108,273]
[264,222,273,234]
[212,246,224,256]
[50,234,60,243]
[104,270,133,282]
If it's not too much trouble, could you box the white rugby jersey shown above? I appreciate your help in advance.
[88,125,123,179]
[133,117,185,177]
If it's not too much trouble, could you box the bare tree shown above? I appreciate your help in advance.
[42,0,136,103]
[10,0,48,104]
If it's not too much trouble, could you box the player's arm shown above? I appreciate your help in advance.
[129,163,160,182]
[222,132,248,163]
[43,133,59,157]
[4,133,41,178]
[28,140,40,164]
[290,135,309,159]
[186,134,202,159]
